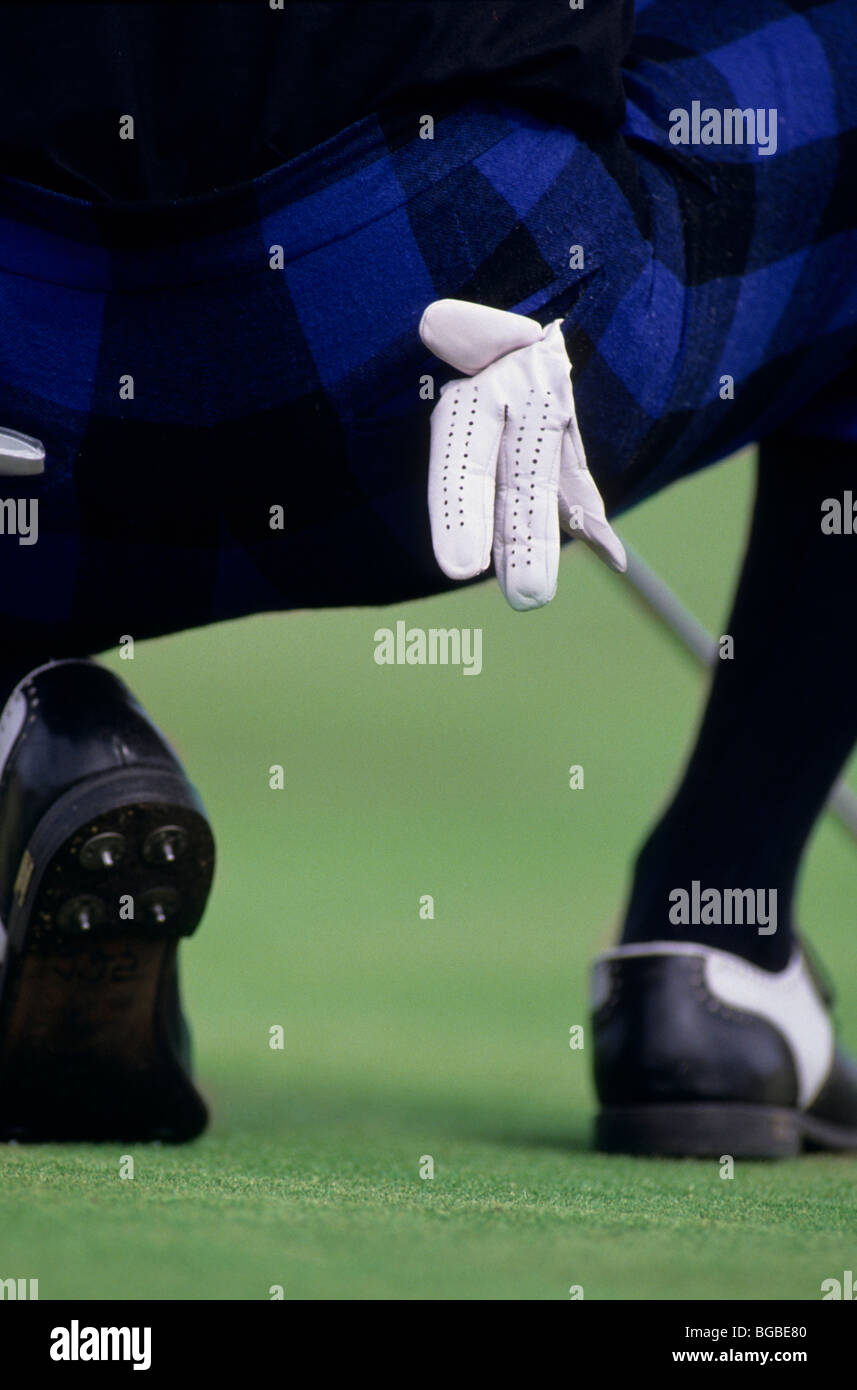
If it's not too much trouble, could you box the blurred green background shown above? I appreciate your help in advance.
[3,446,857,1300]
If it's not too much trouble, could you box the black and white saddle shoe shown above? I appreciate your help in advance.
[0,659,215,1142]
[591,940,857,1158]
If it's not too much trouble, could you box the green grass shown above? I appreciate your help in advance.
[3,447,857,1300]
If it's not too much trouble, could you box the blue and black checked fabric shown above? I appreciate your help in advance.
[0,0,854,652]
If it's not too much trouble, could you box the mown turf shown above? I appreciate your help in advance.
[2,448,857,1300]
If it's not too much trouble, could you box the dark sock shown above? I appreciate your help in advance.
[622,431,857,971]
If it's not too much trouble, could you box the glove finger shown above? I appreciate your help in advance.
[558,429,626,574]
[428,376,503,580]
[492,390,564,611]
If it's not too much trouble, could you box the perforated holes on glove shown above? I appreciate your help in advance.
[441,385,476,530]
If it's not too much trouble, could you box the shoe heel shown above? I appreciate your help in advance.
[0,767,214,1142]
[595,1103,800,1158]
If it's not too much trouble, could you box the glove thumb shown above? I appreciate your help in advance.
[419,298,544,376]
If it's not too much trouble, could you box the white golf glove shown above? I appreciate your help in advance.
[419,298,626,611]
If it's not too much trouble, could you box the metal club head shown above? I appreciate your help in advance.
[0,428,45,476]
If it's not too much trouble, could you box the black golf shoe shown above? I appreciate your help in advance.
[592,939,857,1157]
[0,659,215,1142]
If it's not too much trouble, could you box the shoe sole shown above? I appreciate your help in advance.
[596,1104,857,1158]
[0,767,215,1143]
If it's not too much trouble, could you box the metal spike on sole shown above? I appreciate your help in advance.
[140,887,179,927]
[143,825,187,866]
[79,832,126,872]
[58,896,104,934]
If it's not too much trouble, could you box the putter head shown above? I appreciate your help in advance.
[0,428,45,476]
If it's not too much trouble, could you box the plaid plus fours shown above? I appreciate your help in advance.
[0,0,854,650]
